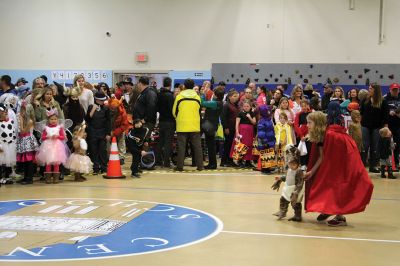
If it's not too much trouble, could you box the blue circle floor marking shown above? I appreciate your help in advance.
[0,198,223,262]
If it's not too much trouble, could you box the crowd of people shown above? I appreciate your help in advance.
[0,73,398,187]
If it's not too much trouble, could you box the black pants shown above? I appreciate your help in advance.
[389,126,400,166]
[222,129,235,164]
[205,133,217,166]
[23,161,34,181]
[156,121,175,167]
[88,134,108,172]
[130,147,141,174]
[0,166,12,178]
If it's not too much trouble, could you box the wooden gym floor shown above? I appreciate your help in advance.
[0,155,399,266]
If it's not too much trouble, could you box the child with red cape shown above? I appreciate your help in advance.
[305,102,374,226]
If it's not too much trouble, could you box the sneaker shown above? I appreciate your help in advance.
[131,173,141,178]
[316,213,332,222]
[327,216,347,227]
[173,167,184,172]
[21,179,33,185]
[369,167,380,173]
[204,165,217,170]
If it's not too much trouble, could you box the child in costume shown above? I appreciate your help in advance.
[86,91,111,174]
[126,119,149,178]
[348,110,363,155]
[256,105,276,173]
[16,101,39,185]
[294,99,312,168]
[0,103,17,185]
[378,127,396,179]
[305,102,374,226]
[35,108,69,184]
[65,123,92,182]
[230,100,256,167]
[271,146,304,222]
[274,112,294,172]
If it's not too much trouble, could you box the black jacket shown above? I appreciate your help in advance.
[360,100,389,129]
[86,104,111,136]
[157,87,175,123]
[321,92,333,111]
[384,93,400,129]
[133,87,158,124]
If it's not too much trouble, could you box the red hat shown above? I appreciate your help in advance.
[390,83,400,90]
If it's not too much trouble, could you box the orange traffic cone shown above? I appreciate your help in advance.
[103,137,126,179]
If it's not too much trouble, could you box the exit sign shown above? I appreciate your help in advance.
[136,52,148,62]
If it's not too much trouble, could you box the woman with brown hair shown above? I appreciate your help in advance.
[360,83,389,173]
[34,87,64,123]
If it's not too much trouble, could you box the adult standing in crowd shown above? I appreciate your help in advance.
[122,78,135,114]
[63,87,85,130]
[156,77,175,168]
[321,84,334,111]
[201,86,225,169]
[202,80,213,101]
[221,89,240,167]
[34,87,64,122]
[270,87,284,110]
[384,83,400,171]
[0,75,17,96]
[133,76,158,133]
[74,74,94,114]
[360,83,389,173]
[98,82,111,99]
[289,84,304,116]
[239,87,255,108]
[172,78,203,171]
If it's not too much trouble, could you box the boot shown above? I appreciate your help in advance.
[288,203,302,222]
[388,168,396,179]
[44,172,52,184]
[74,173,84,182]
[52,172,60,184]
[380,165,386,178]
[277,196,289,220]
[79,173,87,181]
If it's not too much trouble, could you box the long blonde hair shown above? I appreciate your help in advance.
[307,111,327,143]
[290,84,303,100]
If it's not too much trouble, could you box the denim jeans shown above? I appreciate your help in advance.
[362,127,380,168]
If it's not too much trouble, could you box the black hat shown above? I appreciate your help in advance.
[17,77,28,84]
[40,75,48,83]
[122,77,133,85]
[133,118,142,125]
[94,91,107,101]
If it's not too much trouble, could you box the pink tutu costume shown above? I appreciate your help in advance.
[36,125,69,166]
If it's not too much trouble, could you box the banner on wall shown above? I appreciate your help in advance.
[0,70,113,86]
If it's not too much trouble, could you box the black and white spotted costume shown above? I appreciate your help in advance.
[0,118,17,166]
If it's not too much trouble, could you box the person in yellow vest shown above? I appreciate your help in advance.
[172,79,204,171]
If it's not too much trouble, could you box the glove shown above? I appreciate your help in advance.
[271,179,282,191]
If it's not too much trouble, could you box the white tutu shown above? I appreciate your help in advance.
[36,139,69,165]
[0,143,16,166]
[65,153,93,173]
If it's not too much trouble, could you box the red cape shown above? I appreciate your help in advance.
[305,125,374,215]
